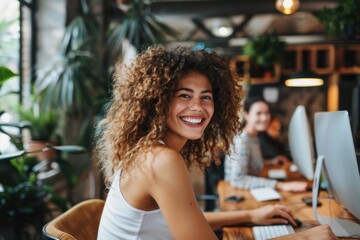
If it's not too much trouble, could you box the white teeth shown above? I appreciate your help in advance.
[182,117,202,124]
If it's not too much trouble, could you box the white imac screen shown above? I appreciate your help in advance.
[288,105,315,180]
[314,111,360,220]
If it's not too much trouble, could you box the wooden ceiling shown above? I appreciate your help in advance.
[148,0,339,53]
[150,0,337,17]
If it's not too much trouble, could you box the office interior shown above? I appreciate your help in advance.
[0,0,359,239]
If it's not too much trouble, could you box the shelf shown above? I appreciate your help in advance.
[336,46,360,74]
[230,55,280,85]
[231,43,360,87]
[282,44,335,75]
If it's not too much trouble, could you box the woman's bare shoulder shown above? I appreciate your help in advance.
[144,145,188,178]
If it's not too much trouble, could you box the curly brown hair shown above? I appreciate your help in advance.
[95,46,244,185]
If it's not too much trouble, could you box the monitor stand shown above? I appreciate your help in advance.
[312,155,360,238]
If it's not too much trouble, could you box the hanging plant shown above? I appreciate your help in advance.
[106,0,178,55]
[242,32,287,68]
[317,0,360,39]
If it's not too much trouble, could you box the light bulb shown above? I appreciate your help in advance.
[210,18,234,38]
[276,0,300,15]
[212,26,233,38]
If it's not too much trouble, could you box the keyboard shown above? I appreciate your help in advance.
[250,187,281,202]
[253,225,295,240]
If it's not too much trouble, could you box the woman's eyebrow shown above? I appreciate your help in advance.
[202,90,213,94]
[176,88,213,94]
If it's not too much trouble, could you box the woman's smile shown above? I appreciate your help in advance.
[180,116,206,126]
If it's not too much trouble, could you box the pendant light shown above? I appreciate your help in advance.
[284,72,324,87]
[276,0,300,15]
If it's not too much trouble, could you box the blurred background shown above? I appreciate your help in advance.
[0,0,359,239]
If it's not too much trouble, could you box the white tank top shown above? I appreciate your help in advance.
[97,171,173,240]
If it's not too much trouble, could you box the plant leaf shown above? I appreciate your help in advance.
[0,66,18,84]
[46,145,87,154]
[0,151,26,161]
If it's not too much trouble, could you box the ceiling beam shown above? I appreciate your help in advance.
[230,15,252,38]
[192,19,216,38]
[150,0,338,18]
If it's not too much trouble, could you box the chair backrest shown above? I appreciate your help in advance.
[43,199,105,240]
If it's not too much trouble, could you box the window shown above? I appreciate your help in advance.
[0,0,20,153]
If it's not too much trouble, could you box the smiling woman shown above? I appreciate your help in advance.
[224,96,308,192]
[94,46,338,240]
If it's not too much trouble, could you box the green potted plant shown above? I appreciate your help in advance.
[17,107,58,142]
[0,145,86,239]
[317,0,360,39]
[17,105,59,161]
[35,0,177,150]
[242,32,287,79]
[0,68,87,239]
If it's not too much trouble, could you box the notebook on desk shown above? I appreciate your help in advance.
[250,187,281,202]
[268,169,287,180]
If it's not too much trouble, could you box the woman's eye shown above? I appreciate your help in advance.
[202,95,213,100]
[178,94,191,99]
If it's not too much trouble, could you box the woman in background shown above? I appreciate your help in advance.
[224,97,308,191]
[95,46,337,239]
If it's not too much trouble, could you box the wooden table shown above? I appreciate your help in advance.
[217,164,360,240]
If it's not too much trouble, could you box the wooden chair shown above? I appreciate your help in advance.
[42,199,105,240]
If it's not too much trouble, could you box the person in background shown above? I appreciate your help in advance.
[95,46,337,239]
[224,97,308,192]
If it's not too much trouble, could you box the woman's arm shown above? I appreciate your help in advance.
[147,148,218,239]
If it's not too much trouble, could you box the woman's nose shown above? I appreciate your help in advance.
[189,98,203,111]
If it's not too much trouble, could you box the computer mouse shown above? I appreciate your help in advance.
[274,216,302,227]
[224,195,244,202]
[294,218,303,227]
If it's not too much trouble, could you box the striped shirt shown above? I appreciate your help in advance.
[224,133,277,189]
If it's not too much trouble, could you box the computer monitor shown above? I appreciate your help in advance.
[312,110,360,237]
[288,105,315,180]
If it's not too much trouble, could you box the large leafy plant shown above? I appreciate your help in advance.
[0,156,65,239]
[0,144,87,239]
[107,0,177,56]
[35,0,103,115]
[34,0,177,149]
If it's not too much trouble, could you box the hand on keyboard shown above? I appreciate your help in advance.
[249,205,299,227]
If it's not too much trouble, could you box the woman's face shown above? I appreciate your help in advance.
[165,70,214,143]
[244,101,271,132]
